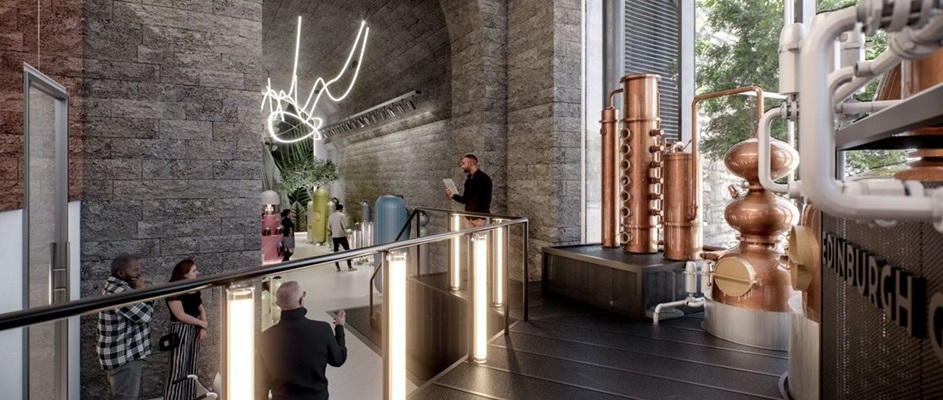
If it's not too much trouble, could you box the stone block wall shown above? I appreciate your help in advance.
[78,0,263,398]
[441,0,508,216]
[0,0,85,210]
[263,0,453,227]
[506,0,582,279]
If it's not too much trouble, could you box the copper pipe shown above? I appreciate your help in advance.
[600,87,623,247]
[690,86,764,251]
[621,74,662,253]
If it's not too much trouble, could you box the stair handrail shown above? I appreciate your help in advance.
[0,217,527,332]
[368,208,530,325]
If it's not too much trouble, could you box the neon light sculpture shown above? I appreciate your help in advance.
[262,17,370,143]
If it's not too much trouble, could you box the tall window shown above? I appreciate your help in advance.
[582,1,691,243]
[583,0,604,243]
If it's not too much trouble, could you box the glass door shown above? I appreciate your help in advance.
[23,63,70,400]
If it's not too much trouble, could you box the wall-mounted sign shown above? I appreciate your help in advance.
[823,232,943,366]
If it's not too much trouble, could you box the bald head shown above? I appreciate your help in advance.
[276,281,304,310]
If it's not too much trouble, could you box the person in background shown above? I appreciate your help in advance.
[259,281,348,400]
[281,209,296,261]
[445,153,493,226]
[97,254,154,400]
[328,204,357,272]
[163,259,208,400]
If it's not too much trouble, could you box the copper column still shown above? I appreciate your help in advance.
[600,88,623,247]
[895,49,943,181]
[662,143,698,260]
[661,87,766,261]
[620,74,663,253]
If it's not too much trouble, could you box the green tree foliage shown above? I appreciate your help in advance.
[696,0,905,174]
[277,156,339,196]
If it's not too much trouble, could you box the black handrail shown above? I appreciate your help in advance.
[394,208,421,242]
[0,218,526,332]
[368,207,530,326]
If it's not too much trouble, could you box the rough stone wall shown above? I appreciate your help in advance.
[0,0,85,210]
[263,0,453,221]
[441,0,508,215]
[506,0,582,279]
[78,0,263,398]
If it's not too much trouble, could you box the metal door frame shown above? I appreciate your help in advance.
[22,63,70,400]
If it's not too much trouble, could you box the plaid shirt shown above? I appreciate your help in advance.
[97,276,154,370]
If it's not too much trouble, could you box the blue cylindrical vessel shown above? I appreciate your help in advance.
[374,195,408,291]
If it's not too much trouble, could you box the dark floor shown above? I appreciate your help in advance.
[409,282,788,400]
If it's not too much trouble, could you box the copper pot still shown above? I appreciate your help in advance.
[618,74,663,254]
[712,138,799,312]
[895,49,943,181]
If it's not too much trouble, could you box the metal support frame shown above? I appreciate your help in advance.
[22,63,70,400]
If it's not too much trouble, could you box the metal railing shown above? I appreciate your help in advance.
[0,219,529,332]
[367,208,530,332]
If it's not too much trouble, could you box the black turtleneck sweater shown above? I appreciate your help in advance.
[259,307,347,400]
[451,169,492,214]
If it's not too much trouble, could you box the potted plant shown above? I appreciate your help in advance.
[277,155,339,235]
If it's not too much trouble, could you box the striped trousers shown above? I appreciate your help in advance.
[163,322,200,400]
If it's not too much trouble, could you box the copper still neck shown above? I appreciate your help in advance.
[620,74,663,253]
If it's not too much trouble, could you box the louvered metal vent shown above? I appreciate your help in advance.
[625,0,680,141]
[822,211,943,399]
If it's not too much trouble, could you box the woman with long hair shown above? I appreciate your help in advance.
[163,259,208,400]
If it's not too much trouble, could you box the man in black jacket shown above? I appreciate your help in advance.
[259,281,347,400]
[445,153,493,226]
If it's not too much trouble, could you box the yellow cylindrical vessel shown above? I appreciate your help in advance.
[311,187,330,244]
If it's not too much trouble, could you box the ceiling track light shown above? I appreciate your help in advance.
[317,90,421,137]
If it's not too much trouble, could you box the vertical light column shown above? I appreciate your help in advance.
[472,233,489,363]
[223,285,255,400]
[383,250,408,400]
[449,214,461,290]
[492,220,506,307]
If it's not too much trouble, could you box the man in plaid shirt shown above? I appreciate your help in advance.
[97,254,154,400]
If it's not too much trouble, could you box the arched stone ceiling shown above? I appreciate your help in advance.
[262,0,450,123]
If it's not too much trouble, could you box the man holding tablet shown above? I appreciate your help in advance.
[445,153,493,226]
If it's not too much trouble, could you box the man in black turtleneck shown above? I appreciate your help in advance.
[445,153,493,226]
[259,281,348,400]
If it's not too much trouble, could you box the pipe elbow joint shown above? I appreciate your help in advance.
[889,29,943,60]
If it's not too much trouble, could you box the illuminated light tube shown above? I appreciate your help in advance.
[450,214,461,290]
[492,220,505,307]
[224,285,255,400]
[472,233,489,363]
[383,251,408,400]
[261,17,370,143]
